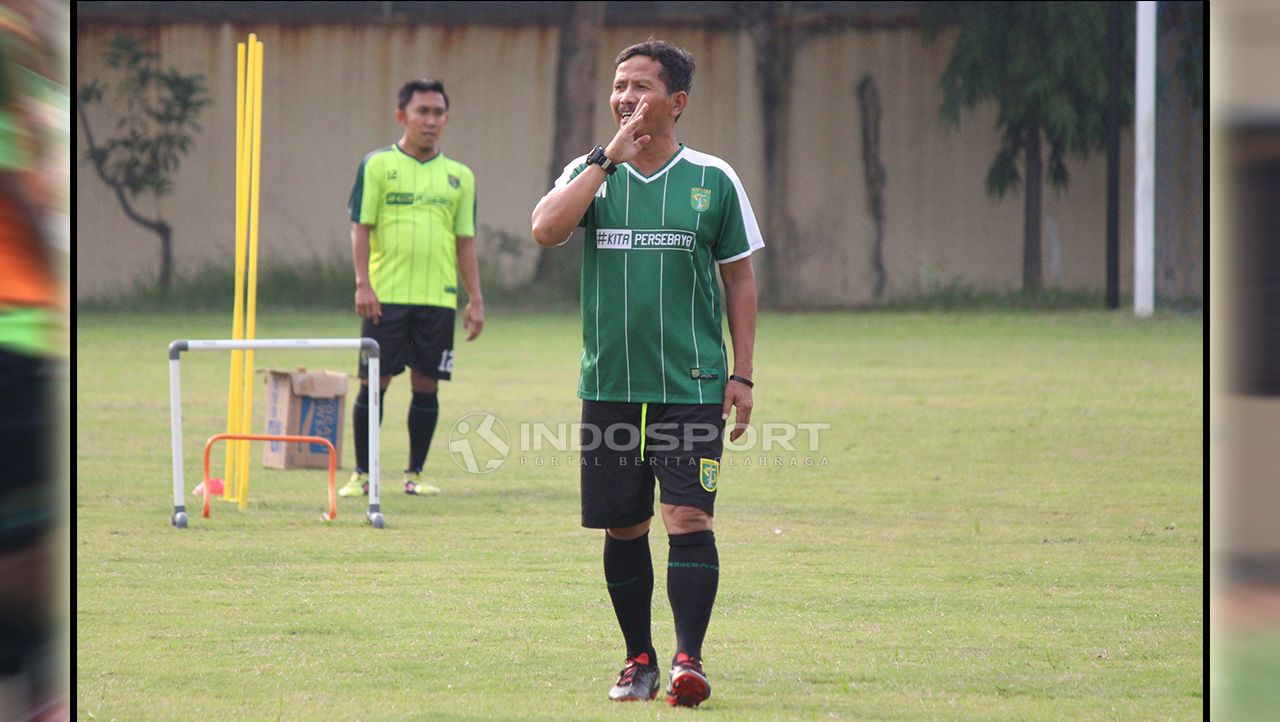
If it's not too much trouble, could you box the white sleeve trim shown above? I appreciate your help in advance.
[554,154,591,189]
[716,247,758,264]
[551,154,602,239]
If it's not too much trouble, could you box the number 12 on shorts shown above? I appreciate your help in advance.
[438,350,454,373]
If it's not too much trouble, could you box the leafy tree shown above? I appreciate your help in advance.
[78,35,209,294]
[923,2,1133,293]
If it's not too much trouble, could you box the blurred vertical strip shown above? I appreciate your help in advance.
[0,0,68,719]
[1233,122,1280,397]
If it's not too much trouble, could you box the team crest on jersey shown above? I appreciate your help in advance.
[699,458,719,492]
[448,174,461,189]
[387,169,398,181]
[690,187,711,212]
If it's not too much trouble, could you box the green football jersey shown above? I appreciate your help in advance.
[348,145,476,308]
[556,145,764,404]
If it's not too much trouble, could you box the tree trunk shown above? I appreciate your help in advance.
[533,1,604,290]
[857,75,887,302]
[1105,1,1122,308]
[746,2,795,308]
[159,221,173,293]
[1023,123,1043,294]
[79,99,176,296]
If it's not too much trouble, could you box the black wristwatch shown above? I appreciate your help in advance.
[586,145,618,175]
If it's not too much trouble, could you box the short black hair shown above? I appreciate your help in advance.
[615,39,694,95]
[398,79,449,111]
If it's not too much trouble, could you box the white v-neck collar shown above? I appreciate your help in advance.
[622,145,687,184]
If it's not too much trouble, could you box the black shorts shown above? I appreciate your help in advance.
[357,303,455,381]
[579,400,725,529]
[0,348,53,552]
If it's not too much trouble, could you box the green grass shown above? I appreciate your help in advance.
[76,310,1202,720]
[1212,630,1280,722]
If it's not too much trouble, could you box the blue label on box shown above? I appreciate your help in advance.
[267,419,283,451]
[299,396,340,453]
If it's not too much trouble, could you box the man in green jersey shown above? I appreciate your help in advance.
[532,39,761,707]
[343,79,484,498]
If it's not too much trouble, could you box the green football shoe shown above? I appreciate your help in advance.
[403,470,440,496]
[338,471,369,497]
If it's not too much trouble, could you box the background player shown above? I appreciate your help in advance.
[343,79,484,498]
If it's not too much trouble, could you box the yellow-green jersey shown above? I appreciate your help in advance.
[348,145,476,308]
[556,145,765,404]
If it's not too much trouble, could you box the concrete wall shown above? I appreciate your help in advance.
[76,21,1198,305]
[781,28,1138,305]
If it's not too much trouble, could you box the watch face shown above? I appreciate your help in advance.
[586,146,615,173]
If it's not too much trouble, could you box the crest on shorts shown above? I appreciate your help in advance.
[449,174,461,189]
[690,187,711,212]
[699,458,719,492]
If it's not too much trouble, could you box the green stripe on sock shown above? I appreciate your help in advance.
[667,562,719,571]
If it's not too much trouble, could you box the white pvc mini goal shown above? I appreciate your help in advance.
[167,338,385,529]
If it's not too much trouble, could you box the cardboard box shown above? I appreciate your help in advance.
[262,368,348,469]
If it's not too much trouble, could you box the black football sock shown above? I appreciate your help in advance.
[604,532,656,663]
[352,385,387,473]
[406,392,439,472]
[667,530,719,661]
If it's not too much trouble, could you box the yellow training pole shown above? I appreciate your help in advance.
[234,36,258,506]
[233,34,259,503]
[237,38,265,510]
[224,40,249,501]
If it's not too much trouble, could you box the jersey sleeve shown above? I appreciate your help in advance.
[348,154,381,225]
[553,155,595,229]
[712,164,765,263]
[454,164,477,237]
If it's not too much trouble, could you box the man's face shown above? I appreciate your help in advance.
[398,90,449,150]
[611,55,684,134]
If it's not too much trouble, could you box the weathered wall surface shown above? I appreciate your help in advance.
[76,21,1199,305]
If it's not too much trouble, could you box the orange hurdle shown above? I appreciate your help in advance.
[202,433,337,521]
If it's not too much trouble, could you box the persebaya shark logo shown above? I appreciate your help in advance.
[699,458,719,492]
[690,187,711,212]
[449,174,461,189]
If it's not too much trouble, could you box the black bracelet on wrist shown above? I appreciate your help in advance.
[729,374,754,388]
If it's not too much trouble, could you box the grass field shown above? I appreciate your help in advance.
[76,310,1202,721]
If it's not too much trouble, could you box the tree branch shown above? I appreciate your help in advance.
[77,100,167,237]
